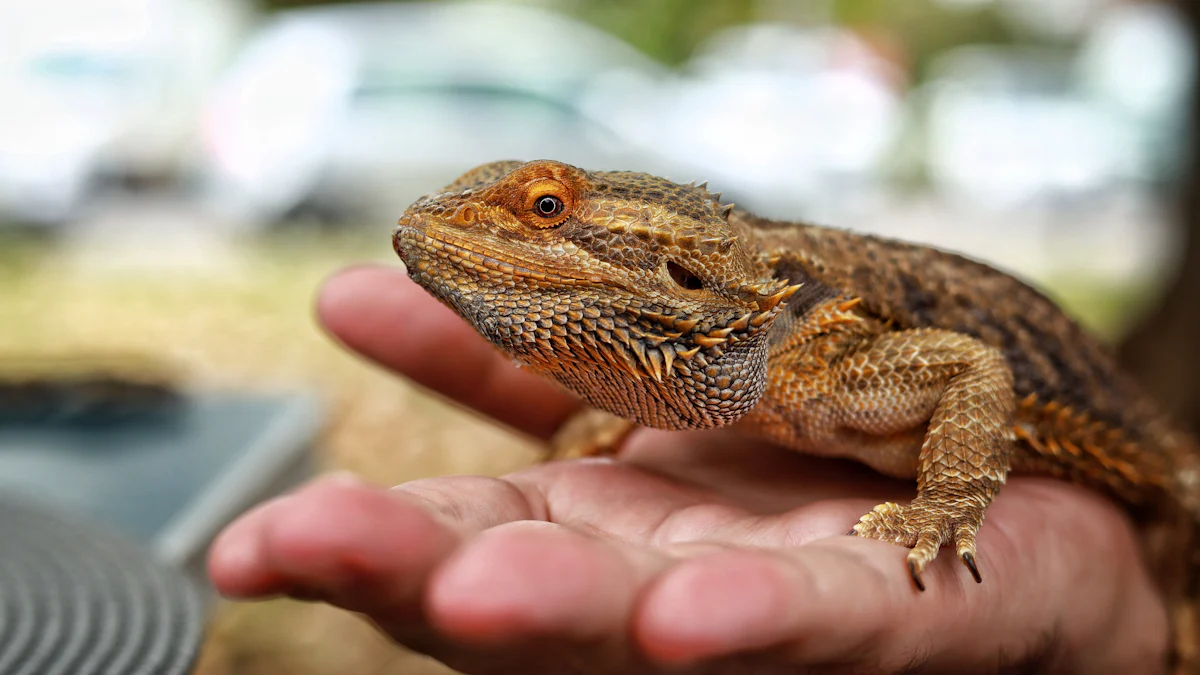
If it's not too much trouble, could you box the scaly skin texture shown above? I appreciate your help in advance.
[392,159,1200,621]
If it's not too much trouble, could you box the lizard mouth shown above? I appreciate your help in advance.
[394,225,617,289]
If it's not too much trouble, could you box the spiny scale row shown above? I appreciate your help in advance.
[1017,392,1131,446]
[1015,393,1147,484]
[683,180,737,220]
[600,216,741,251]
[599,284,804,382]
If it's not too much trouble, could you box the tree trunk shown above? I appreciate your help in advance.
[1118,2,1200,435]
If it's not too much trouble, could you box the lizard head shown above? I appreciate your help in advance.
[393,159,800,430]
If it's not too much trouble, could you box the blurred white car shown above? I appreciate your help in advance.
[0,73,110,225]
[922,46,1144,211]
[196,2,670,227]
[612,25,905,222]
[0,0,247,225]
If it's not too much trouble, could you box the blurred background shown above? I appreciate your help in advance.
[2,0,1199,673]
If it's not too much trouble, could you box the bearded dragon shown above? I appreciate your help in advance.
[391,159,1200,605]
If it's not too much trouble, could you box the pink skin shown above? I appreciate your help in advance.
[209,265,1169,675]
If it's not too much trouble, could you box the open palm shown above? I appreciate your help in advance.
[209,266,1168,674]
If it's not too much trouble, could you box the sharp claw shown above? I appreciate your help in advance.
[908,559,926,592]
[847,528,858,536]
[962,551,982,584]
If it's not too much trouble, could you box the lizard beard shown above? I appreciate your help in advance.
[522,328,771,430]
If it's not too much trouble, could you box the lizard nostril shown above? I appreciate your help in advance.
[453,205,477,226]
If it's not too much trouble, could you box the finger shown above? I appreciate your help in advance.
[633,539,932,670]
[316,265,580,439]
[631,479,1168,671]
[208,473,539,616]
[403,524,740,675]
[423,521,674,654]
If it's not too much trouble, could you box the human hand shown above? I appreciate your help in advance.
[209,265,1168,674]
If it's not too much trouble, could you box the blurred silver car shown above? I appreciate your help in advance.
[196,2,670,227]
[0,0,246,226]
[922,46,1146,212]
[620,24,905,223]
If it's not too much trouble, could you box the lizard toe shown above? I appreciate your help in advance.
[851,501,918,547]
[853,498,986,590]
[954,521,983,583]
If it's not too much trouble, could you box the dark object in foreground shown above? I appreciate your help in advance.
[0,377,183,427]
[0,355,183,428]
[0,497,206,675]
[0,392,321,580]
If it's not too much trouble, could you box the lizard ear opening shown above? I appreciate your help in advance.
[667,261,704,291]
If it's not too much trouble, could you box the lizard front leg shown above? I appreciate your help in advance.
[844,330,1016,588]
[752,327,1016,589]
[547,407,636,460]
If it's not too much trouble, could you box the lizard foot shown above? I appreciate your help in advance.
[546,408,635,462]
[851,498,984,591]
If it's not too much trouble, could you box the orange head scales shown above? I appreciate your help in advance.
[393,159,800,429]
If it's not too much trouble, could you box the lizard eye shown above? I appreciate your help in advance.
[534,195,563,218]
[519,177,573,228]
[666,261,704,291]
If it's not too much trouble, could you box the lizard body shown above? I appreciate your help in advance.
[392,159,1200,598]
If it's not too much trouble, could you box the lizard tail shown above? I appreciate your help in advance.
[1163,519,1200,673]
[1157,430,1200,673]
[1163,519,1200,674]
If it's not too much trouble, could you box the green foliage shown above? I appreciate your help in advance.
[255,0,1028,83]
[834,0,1015,79]
[259,0,421,8]
[254,0,755,65]
[560,0,756,66]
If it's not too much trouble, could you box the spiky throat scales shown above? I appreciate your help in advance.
[393,159,803,430]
